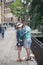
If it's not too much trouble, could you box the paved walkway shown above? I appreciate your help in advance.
[0,27,37,65]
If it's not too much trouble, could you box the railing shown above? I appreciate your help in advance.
[31,37,43,65]
[32,37,43,48]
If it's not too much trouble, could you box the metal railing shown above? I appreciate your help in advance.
[31,37,43,65]
[32,37,43,48]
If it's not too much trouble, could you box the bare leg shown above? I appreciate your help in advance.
[17,46,22,61]
[26,48,30,58]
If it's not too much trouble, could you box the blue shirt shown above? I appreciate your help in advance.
[17,29,23,42]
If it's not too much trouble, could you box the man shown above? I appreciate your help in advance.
[23,21,32,61]
[0,24,1,33]
[1,25,5,38]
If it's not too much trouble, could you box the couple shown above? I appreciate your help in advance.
[16,21,32,62]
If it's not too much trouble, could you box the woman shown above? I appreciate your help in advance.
[16,23,23,62]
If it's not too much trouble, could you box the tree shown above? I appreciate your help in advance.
[10,0,24,18]
[10,0,31,21]
[29,0,43,29]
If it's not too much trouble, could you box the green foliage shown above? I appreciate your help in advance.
[12,0,22,7]
[10,0,23,8]
[41,16,43,25]
[29,0,43,29]
[10,0,24,18]
[10,0,30,20]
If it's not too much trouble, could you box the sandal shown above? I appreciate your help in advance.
[17,59,22,62]
[24,58,31,61]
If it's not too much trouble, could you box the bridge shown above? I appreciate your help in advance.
[0,27,43,65]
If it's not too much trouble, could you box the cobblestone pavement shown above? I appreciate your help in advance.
[0,27,37,65]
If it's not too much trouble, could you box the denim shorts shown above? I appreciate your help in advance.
[23,39,32,48]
